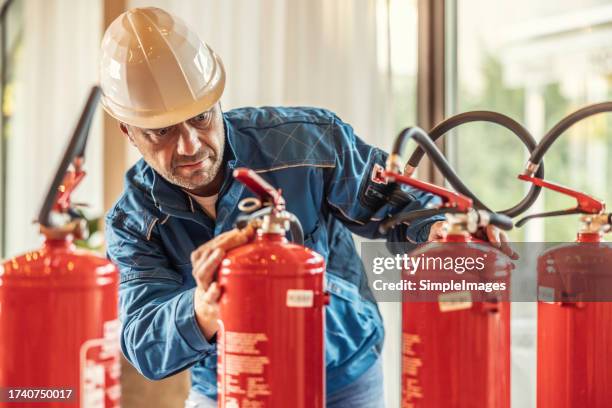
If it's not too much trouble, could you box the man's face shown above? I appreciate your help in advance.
[122,104,225,192]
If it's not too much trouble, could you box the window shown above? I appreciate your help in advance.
[0,0,23,257]
[449,0,612,242]
[448,2,612,407]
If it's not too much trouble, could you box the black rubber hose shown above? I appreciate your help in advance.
[483,211,513,231]
[405,111,544,217]
[379,207,462,234]
[392,127,492,212]
[38,86,101,227]
[287,213,304,245]
[529,102,612,166]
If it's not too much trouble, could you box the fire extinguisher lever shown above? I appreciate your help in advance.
[382,171,474,212]
[517,174,606,227]
[233,167,305,244]
[233,168,286,211]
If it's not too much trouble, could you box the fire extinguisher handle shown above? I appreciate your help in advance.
[383,171,473,212]
[518,174,605,214]
[516,174,606,227]
[233,168,286,210]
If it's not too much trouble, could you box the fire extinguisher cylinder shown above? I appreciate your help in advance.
[381,124,515,408]
[216,168,327,408]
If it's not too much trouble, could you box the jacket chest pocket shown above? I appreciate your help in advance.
[303,221,325,250]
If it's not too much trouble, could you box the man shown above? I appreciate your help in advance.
[102,7,511,408]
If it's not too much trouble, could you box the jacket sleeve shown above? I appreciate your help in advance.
[105,214,213,380]
[323,114,444,243]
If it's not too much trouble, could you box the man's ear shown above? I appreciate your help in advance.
[119,122,136,146]
[119,122,128,135]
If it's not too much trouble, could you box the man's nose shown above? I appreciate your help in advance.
[176,124,202,156]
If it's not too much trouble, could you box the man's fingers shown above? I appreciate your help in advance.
[203,282,222,304]
[191,225,255,263]
[499,232,520,260]
[498,232,512,257]
[486,226,502,248]
[191,242,214,265]
[191,246,212,266]
[216,224,255,251]
[427,221,446,242]
[194,283,221,341]
[193,248,224,290]
[191,226,257,291]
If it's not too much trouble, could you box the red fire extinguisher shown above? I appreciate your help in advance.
[518,101,612,408]
[0,87,120,408]
[378,126,516,408]
[517,175,612,408]
[217,168,328,408]
[380,112,543,408]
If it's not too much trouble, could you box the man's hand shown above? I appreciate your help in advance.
[191,225,255,341]
[482,224,519,260]
[427,220,518,259]
[427,220,447,242]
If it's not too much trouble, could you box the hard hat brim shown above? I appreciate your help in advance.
[101,52,226,129]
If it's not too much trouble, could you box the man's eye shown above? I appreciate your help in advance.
[194,113,207,122]
[153,127,171,136]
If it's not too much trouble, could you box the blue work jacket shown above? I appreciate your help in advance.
[105,107,440,399]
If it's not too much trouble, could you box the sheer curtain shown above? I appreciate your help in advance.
[5,0,102,255]
[126,0,393,162]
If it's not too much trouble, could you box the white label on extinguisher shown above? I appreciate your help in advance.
[538,286,555,303]
[438,291,472,312]
[80,319,121,408]
[220,330,271,404]
[286,289,314,307]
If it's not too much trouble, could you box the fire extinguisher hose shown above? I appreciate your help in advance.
[391,126,492,212]
[404,111,544,217]
[528,101,612,170]
[482,210,514,231]
[380,207,462,233]
[379,204,513,233]
[287,213,304,245]
[37,86,102,228]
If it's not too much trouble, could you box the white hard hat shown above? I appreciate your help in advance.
[99,7,225,129]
